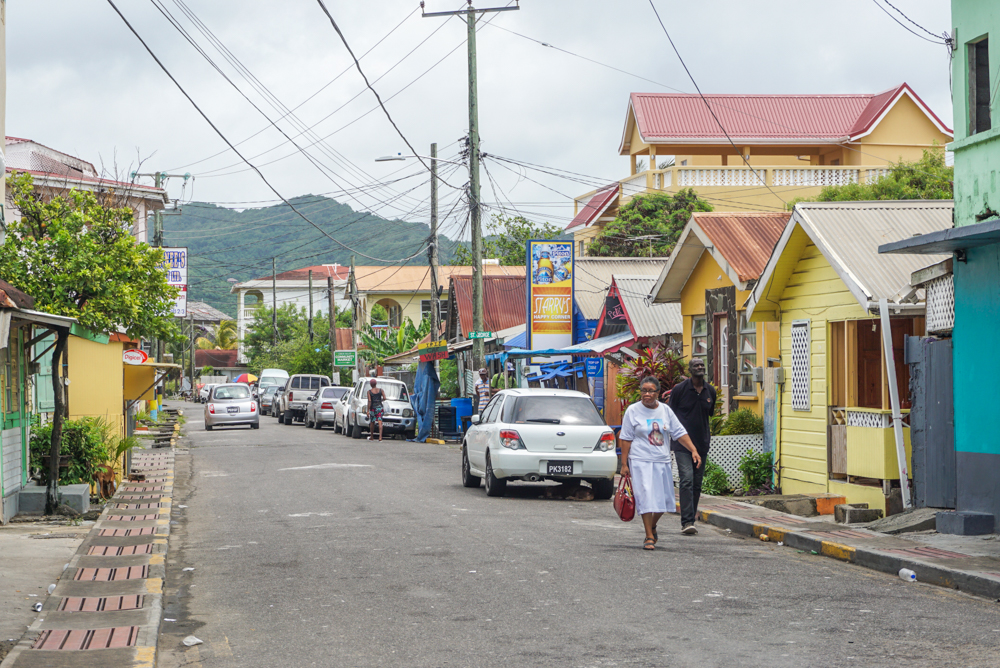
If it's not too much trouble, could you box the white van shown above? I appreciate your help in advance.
[258,368,289,388]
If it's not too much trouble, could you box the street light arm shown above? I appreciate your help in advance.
[374,153,467,167]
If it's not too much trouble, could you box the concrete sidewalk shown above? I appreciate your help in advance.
[696,495,1000,600]
[0,447,176,668]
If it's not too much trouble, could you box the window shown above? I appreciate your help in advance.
[691,316,708,363]
[790,320,811,411]
[420,299,448,322]
[510,396,604,426]
[483,396,504,423]
[578,240,585,256]
[290,377,301,389]
[969,37,991,135]
[738,313,757,395]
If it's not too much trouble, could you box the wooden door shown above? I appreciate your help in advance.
[858,321,882,409]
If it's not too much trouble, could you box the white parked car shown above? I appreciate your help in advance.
[335,377,415,439]
[461,389,617,498]
[305,386,350,430]
[199,383,218,403]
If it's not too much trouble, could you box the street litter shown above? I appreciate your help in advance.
[777,541,784,546]
[898,568,917,582]
[165,618,176,622]
[182,567,195,572]
[47,584,55,594]
[759,534,769,541]
[32,603,43,612]
[182,636,203,647]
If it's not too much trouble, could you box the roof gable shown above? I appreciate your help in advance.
[566,184,618,230]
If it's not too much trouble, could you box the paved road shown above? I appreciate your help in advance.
[159,402,1000,668]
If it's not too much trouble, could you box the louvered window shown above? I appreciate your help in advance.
[791,320,810,411]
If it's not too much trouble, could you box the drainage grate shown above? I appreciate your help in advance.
[807,529,873,540]
[881,546,969,560]
[98,527,156,537]
[112,504,163,510]
[58,596,143,612]
[745,515,810,525]
[87,545,154,556]
[117,495,159,500]
[105,515,159,522]
[708,503,757,512]
[74,566,149,582]
[119,486,164,492]
[32,626,140,650]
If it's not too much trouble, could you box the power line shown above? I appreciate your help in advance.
[106,0,429,265]
[872,0,949,44]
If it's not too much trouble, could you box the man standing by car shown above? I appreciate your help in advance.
[669,358,716,535]
[474,368,491,415]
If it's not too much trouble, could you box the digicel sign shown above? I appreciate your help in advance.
[123,349,148,365]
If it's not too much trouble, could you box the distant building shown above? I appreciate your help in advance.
[3,137,168,242]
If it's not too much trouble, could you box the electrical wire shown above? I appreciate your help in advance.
[871,0,949,44]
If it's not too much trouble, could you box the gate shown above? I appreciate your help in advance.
[906,336,955,508]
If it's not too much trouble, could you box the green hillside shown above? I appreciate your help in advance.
[163,195,465,317]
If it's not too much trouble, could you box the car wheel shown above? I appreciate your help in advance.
[351,417,362,439]
[283,411,293,426]
[314,417,323,430]
[591,478,615,500]
[305,413,313,428]
[405,430,415,440]
[205,425,213,431]
[334,417,342,434]
[484,453,506,497]
[461,446,481,488]
[251,422,260,430]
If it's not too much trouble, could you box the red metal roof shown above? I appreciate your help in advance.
[265,264,351,281]
[335,328,353,351]
[566,183,619,230]
[623,83,951,150]
[194,349,239,368]
[448,275,526,338]
[693,212,790,282]
[6,167,168,195]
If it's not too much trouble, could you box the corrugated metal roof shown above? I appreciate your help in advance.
[622,84,951,151]
[266,264,350,282]
[695,212,789,282]
[614,275,683,337]
[448,275,526,340]
[749,200,953,318]
[353,265,525,293]
[573,257,669,320]
[185,301,232,322]
[566,184,618,230]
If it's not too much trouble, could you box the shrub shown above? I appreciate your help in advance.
[617,343,687,407]
[736,450,774,493]
[30,418,110,485]
[719,408,764,436]
[701,459,730,496]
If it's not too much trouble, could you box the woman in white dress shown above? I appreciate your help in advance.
[619,377,702,551]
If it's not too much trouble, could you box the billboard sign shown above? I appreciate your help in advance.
[526,240,573,359]
[334,350,357,367]
[158,247,189,317]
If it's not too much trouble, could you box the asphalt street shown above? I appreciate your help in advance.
[158,402,1000,668]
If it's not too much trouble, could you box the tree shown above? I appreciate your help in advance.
[0,173,178,513]
[586,189,713,258]
[787,150,952,209]
[454,214,562,266]
[357,317,432,366]
[195,320,238,350]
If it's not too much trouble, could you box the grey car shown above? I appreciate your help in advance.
[259,385,279,414]
[204,384,260,430]
[305,386,350,430]
[271,384,286,419]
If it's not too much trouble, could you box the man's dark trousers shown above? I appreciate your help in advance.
[676,449,705,527]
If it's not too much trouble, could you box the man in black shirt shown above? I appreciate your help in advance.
[669,358,716,534]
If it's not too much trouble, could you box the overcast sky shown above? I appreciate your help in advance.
[7,0,953,242]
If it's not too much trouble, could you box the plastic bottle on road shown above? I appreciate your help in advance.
[898,568,916,582]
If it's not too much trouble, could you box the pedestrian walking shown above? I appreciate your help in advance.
[367,378,386,442]
[474,368,491,415]
[668,358,717,535]
[619,376,702,551]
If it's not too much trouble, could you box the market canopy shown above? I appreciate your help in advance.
[504,330,635,359]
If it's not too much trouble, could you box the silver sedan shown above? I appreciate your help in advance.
[204,384,260,430]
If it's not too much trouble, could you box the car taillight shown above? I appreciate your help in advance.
[499,429,525,450]
[250,402,256,412]
[287,391,293,401]
[594,431,616,452]
[321,402,334,409]
[208,404,215,414]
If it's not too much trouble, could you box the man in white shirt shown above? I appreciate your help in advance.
[474,368,491,414]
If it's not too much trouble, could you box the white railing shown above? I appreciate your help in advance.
[621,172,648,197]
[677,168,766,187]
[243,307,260,320]
[772,168,859,187]
[865,168,892,184]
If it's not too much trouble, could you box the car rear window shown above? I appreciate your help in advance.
[215,386,250,400]
[378,383,408,401]
[509,396,604,426]
[290,377,301,389]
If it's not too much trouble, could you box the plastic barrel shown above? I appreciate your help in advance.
[451,397,473,431]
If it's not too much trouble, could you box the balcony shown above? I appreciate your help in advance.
[578,165,895,215]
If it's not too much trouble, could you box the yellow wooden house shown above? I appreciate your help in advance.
[568,83,952,254]
[745,200,952,511]
[650,212,789,415]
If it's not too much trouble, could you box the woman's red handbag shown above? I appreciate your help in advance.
[614,475,635,522]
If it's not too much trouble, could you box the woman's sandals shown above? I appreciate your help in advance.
[643,538,656,551]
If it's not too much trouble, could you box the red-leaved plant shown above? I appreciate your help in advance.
[616,343,688,410]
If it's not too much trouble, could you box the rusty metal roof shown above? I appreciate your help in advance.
[573,257,669,320]
[447,275,526,341]
[0,279,34,310]
[566,183,618,230]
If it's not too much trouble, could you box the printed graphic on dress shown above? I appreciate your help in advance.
[646,419,665,446]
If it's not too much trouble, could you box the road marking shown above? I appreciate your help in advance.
[277,463,373,471]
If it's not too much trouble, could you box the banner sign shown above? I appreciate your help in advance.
[585,357,604,378]
[123,349,148,365]
[334,350,357,367]
[600,288,629,337]
[158,247,189,317]
[418,340,448,362]
[526,240,573,359]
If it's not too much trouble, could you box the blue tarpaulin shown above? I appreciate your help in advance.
[411,360,440,442]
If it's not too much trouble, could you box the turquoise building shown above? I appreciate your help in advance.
[881,0,1000,533]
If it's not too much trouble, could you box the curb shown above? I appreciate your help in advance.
[697,505,1000,601]
[0,443,177,667]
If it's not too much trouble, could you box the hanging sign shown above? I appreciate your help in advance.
[527,240,574,360]
[419,340,448,362]
[157,247,189,317]
[334,350,357,367]
[123,349,149,365]
[466,331,493,339]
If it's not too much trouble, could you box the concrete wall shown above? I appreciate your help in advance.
[2,427,22,523]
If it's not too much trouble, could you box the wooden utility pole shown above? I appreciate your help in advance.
[308,269,314,343]
[271,257,278,347]
[429,142,441,341]
[328,275,336,380]
[350,254,358,378]
[188,314,195,389]
[422,1,519,370]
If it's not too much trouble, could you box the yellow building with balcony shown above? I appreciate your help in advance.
[568,83,953,253]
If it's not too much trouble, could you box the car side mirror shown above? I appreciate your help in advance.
[470,414,481,425]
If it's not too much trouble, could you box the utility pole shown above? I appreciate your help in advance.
[308,269,315,343]
[188,314,195,391]
[429,143,441,341]
[349,255,358,378]
[423,0,519,371]
[271,257,278,347]
[328,275,337,381]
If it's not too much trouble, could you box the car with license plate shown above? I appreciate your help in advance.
[337,377,415,439]
[461,388,617,498]
[204,383,259,430]
[305,386,350,430]
[279,374,331,425]
[258,384,280,415]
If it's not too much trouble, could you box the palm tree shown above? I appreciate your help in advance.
[357,317,431,366]
[195,320,238,350]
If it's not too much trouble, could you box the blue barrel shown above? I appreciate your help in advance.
[451,397,473,432]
